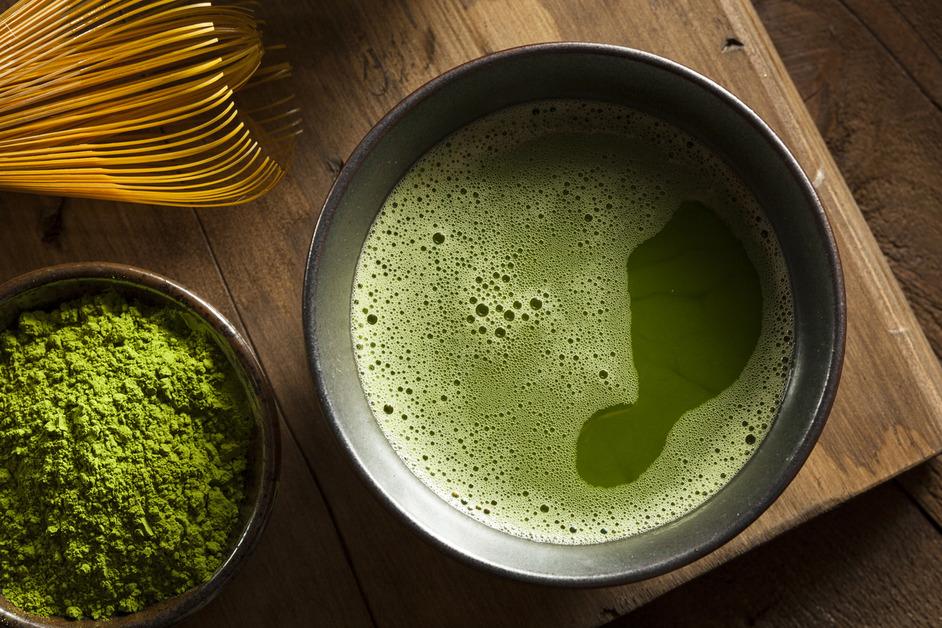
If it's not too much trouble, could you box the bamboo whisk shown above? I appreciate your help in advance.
[0,0,300,206]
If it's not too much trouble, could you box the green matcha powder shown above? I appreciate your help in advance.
[0,291,254,620]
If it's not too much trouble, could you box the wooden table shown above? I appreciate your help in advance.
[625,1,942,625]
[1,0,940,626]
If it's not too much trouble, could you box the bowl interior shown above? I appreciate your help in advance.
[305,44,844,585]
[0,269,278,626]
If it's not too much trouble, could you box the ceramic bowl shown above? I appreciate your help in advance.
[304,43,845,586]
[0,262,280,626]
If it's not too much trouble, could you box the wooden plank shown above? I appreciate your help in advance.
[900,461,942,531]
[188,0,942,624]
[0,196,374,626]
[622,484,942,626]
[838,0,942,108]
[630,0,942,622]
[756,0,942,357]
[752,0,942,545]
[3,0,940,624]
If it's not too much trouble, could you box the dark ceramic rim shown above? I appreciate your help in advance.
[304,42,846,586]
[0,262,281,626]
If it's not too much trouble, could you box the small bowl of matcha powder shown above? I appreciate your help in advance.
[0,264,280,626]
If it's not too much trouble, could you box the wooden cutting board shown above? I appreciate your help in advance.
[0,0,940,625]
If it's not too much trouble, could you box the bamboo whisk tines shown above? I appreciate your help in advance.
[0,0,301,207]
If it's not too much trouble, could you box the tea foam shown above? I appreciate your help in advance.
[351,101,793,544]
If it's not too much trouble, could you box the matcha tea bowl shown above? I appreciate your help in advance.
[0,262,280,626]
[304,43,845,586]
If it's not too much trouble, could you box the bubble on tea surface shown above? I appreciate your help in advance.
[351,100,794,544]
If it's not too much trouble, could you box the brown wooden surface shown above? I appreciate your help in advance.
[625,484,942,627]
[619,0,942,624]
[1,0,941,626]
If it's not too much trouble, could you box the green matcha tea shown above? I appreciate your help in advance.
[351,100,794,544]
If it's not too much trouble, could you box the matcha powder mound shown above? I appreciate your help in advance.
[0,291,255,620]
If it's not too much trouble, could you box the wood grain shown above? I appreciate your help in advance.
[1,0,940,625]
[755,0,942,539]
[189,0,942,624]
[756,0,942,360]
[622,484,942,627]
[753,0,942,539]
[621,1,942,623]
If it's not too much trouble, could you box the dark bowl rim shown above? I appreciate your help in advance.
[0,262,281,626]
[303,42,846,586]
